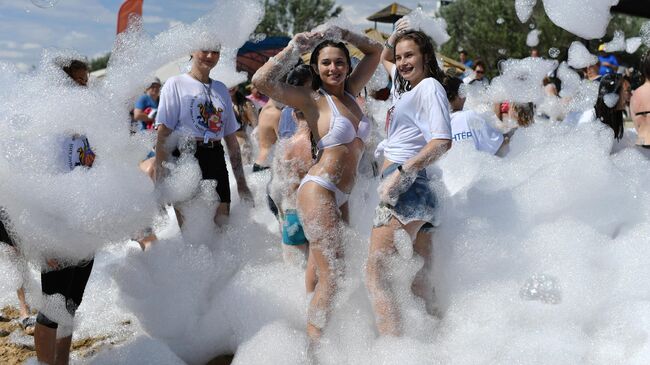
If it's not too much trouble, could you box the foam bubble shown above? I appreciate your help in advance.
[603,30,626,53]
[403,8,451,46]
[641,21,650,47]
[515,0,537,23]
[567,41,598,69]
[527,29,542,47]
[625,37,642,54]
[541,0,617,39]
[548,47,561,58]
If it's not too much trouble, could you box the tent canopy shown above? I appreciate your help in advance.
[236,36,291,78]
[367,2,411,24]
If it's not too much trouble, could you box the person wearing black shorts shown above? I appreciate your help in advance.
[0,208,36,333]
[154,46,252,227]
[33,59,97,365]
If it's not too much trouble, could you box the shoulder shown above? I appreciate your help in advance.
[416,77,446,99]
[211,80,228,93]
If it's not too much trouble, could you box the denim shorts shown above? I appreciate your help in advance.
[373,163,438,227]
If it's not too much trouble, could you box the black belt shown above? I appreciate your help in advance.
[196,140,221,148]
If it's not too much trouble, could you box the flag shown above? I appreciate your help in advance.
[116,0,143,35]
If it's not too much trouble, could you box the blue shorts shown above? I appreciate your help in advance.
[373,163,438,227]
[282,209,307,245]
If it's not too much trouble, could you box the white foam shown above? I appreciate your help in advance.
[626,37,642,54]
[403,8,451,46]
[641,21,650,47]
[541,0,617,39]
[515,0,537,23]
[488,57,558,105]
[567,41,598,69]
[603,30,626,53]
[527,29,542,47]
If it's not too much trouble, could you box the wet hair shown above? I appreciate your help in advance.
[287,64,313,87]
[511,102,535,127]
[595,72,626,140]
[641,50,650,80]
[473,59,486,71]
[393,30,445,95]
[309,40,352,91]
[442,76,463,102]
[62,60,88,79]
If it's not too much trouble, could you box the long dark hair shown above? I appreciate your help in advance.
[309,40,352,91]
[393,30,445,95]
[595,72,625,140]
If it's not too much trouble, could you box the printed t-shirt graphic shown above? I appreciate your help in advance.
[64,135,95,171]
[155,74,239,141]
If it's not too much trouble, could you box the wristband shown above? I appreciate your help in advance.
[384,40,394,50]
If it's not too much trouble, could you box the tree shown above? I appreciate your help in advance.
[89,53,111,72]
[255,0,342,37]
[439,0,646,76]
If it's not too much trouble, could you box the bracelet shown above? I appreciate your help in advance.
[384,40,394,50]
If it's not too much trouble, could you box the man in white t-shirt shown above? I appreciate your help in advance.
[154,49,252,227]
[443,76,504,155]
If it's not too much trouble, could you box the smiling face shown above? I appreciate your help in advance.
[616,79,631,111]
[191,50,220,74]
[395,39,427,87]
[316,46,349,88]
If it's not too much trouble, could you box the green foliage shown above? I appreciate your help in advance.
[440,0,647,76]
[255,0,342,37]
[89,53,110,72]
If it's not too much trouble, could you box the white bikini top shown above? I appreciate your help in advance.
[316,89,371,150]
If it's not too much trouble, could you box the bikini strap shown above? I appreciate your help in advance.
[319,88,341,117]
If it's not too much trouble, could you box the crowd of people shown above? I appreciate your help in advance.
[1,16,650,364]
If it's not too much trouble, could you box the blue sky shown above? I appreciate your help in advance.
[0,0,439,71]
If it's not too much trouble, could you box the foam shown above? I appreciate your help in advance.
[515,0,537,23]
[527,29,542,47]
[641,21,650,47]
[541,0,617,39]
[603,30,626,53]
[488,57,558,104]
[626,37,642,54]
[567,41,598,69]
[403,8,451,46]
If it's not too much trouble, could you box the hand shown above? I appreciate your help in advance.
[394,18,411,35]
[238,185,254,206]
[292,32,324,53]
[378,167,416,205]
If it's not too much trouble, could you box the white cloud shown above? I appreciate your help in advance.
[144,15,167,24]
[22,42,41,50]
[0,50,25,59]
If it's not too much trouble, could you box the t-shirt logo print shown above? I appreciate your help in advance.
[198,101,224,133]
[77,138,95,168]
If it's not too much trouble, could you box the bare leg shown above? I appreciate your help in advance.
[17,287,30,318]
[366,217,424,336]
[35,322,56,364]
[412,230,436,316]
[297,182,343,345]
[305,247,317,294]
[55,335,72,365]
[214,202,230,226]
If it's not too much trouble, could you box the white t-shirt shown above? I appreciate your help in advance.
[380,76,452,164]
[450,110,504,155]
[156,74,239,141]
[63,135,95,171]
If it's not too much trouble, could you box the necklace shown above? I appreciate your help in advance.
[188,71,214,108]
